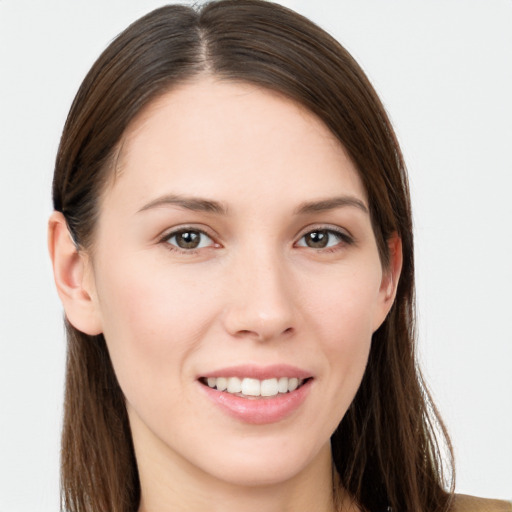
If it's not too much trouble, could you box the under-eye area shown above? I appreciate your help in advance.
[199,376,313,399]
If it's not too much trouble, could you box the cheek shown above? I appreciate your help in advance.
[308,264,382,346]
[303,265,381,405]
[93,257,220,397]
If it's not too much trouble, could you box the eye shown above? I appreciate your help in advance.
[296,228,351,249]
[164,228,215,251]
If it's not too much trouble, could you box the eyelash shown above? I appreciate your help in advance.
[159,225,354,255]
[160,227,217,254]
[295,226,354,252]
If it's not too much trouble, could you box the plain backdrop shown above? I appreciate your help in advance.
[0,1,510,510]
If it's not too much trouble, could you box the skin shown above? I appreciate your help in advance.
[49,78,402,512]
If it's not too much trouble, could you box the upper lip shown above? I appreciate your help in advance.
[199,364,313,380]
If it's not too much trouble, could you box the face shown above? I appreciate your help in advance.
[81,79,397,488]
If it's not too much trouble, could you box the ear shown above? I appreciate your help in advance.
[48,212,103,335]
[372,232,403,332]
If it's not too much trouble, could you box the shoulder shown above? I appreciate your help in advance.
[450,494,512,512]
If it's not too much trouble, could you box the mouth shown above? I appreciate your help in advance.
[198,376,312,399]
[197,365,314,424]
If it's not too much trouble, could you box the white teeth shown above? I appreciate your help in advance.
[278,377,288,393]
[216,377,228,391]
[260,378,278,397]
[204,376,305,397]
[227,377,242,393]
[241,378,260,396]
[288,377,299,392]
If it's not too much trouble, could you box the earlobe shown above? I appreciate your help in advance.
[373,233,403,331]
[48,212,103,335]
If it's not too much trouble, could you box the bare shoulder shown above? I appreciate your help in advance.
[451,494,512,512]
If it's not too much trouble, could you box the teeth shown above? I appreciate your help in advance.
[241,378,260,396]
[288,377,299,391]
[227,377,242,393]
[278,377,288,393]
[216,377,228,391]
[204,376,305,397]
[260,378,278,397]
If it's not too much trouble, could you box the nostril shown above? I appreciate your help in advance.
[233,326,294,341]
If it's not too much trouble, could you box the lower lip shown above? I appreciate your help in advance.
[199,379,313,425]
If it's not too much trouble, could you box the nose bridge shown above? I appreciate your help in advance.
[223,241,295,341]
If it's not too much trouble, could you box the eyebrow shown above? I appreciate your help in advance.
[295,196,369,215]
[137,193,368,216]
[137,194,228,215]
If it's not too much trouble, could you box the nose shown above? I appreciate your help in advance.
[222,247,296,342]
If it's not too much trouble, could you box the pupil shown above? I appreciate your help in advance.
[307,230,328,248]
[177,231,200,249]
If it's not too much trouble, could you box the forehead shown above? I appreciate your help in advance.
[106,78,366,211]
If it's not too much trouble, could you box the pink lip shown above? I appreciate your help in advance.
[200,364,312,380]
[197,364,313,425]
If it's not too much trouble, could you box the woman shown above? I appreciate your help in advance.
[47,1,511,511]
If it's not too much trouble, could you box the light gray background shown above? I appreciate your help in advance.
[1,1,511,510]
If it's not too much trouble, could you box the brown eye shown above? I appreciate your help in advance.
[304,230,330,248]
[165,229,214,250]
[296,228,351,250]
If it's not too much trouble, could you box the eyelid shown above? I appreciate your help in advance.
[294,224,353,241]
[157,223,353,254]
[158,225,220,253]
[294,224,354,249]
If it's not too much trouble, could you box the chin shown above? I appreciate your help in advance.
[192,435,331,488]
[205,460,307,488]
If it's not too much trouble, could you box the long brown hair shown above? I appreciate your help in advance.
[52,1,454,511]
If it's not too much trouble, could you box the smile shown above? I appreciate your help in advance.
[200,376,308,398]
[198,366,314,424]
